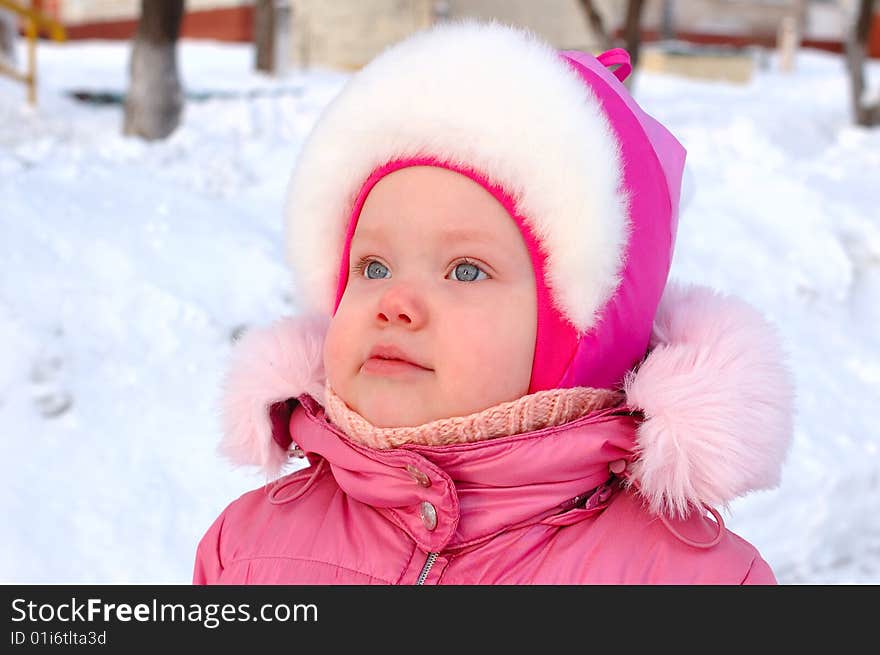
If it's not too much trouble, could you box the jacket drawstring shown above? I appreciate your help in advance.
[267,456,327,505]
[609,459,724,549]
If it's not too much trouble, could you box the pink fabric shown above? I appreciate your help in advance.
[595,48,633,82]
[323,381,622,449]
[560,49,686,239]
[555,53,685,390]
[332,156,578,393]
[194,395,777,584]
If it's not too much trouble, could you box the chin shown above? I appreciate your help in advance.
[363,405,429,429]
[356,388,435,429]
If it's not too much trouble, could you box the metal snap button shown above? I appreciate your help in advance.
[419,501,438,531]
[406,464,431,487]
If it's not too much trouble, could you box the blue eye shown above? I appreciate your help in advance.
[449,261,488,282]
[363,260,390,279]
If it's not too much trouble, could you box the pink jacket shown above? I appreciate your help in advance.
[194,283,793,584]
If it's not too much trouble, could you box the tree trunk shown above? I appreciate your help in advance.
[577,0,612,52]
[123,0,185,140]
[660,0,675,41]
[622,0,646,72]
[846,0,879,127]
[577,0,646,91]
[254,0,275,73]
[0,8,17,66]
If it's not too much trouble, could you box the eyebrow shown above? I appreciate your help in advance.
[354,225,498,244]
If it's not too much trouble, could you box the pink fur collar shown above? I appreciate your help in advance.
[218,282,794,519]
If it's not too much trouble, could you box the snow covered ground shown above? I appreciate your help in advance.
[1,38,878,584]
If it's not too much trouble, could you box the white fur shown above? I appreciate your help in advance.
[284,19,628,334]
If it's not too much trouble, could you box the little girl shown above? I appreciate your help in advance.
[194,20,794,584]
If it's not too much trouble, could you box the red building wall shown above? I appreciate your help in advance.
[24,2,880,58]
[34,2,253,42]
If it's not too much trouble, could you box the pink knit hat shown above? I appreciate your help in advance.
[284,20,686,393]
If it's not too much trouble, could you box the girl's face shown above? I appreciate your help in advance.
[323,166,537,428]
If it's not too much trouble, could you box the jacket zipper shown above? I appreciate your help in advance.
[416,552,439,585]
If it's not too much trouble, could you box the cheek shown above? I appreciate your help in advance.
[440,297,535,394]
[323,311,358,385]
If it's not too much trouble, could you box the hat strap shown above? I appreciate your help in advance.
[597,48,633,83]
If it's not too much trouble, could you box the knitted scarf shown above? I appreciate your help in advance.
[323,381,624,449]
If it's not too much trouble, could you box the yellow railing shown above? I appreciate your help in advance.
[0,0,66,105]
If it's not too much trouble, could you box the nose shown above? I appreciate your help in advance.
[376,283,427,329]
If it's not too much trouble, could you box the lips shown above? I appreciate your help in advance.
[364,344,432,372]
